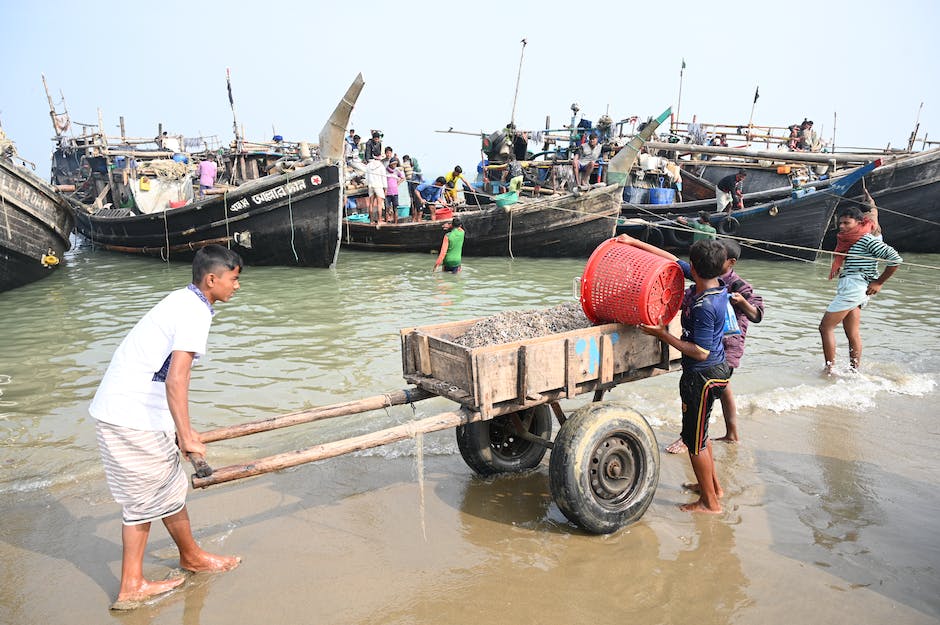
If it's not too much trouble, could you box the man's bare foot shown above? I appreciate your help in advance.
[713,435,738,444]
[679,499,722,514]
[682,483,724,498]
[665,438,687,454]
[180,551,241,573]
[113,576,185,609]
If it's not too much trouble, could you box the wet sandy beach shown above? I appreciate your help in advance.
[4,384,938,625]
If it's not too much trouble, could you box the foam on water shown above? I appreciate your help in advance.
[741,362,937,414]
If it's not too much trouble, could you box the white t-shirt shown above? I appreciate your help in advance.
[90,287,214,431]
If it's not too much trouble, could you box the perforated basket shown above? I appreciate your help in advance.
[580,238,684,325]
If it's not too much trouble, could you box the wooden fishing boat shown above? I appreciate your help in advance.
[618,161,878,261]
[0,149,73,292]
[70,162,344,266]
[51,74,364,267]
[342,108,675,258]
[342,184,620,258]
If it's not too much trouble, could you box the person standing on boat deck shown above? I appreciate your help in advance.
[345,134,363,167]
[196,156,218,198]
[90,245,242,608]
[819,204,902,374]
[385,158,405,223]
[572,133,602,188]
[433,217,465,273]
[716,170,746,213]
[444,165,474,204]
[364,130,383,162]
[365,153,388,223]
[666,238,764,453]
[622,235,731,514]
[383,146,395,167]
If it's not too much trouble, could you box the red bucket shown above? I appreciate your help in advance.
[580,238,684,325]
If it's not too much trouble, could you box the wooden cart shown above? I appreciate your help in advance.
[191,314,680,534]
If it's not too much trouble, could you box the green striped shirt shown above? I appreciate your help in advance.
[840,234,902,281]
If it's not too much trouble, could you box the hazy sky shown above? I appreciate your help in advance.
[2,0,938,178]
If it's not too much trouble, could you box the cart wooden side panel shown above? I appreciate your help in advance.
[401,317,681,419]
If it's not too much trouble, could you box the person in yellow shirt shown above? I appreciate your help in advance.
[444,165,474,203]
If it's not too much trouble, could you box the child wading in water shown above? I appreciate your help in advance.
[619,234,731,513]
[666,238,764,452]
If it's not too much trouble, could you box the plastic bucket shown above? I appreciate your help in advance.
[647,187,675,205]
[434,207,454,220]
[622,186,647,204]
[397,206,410,218]
[580,238,684,325]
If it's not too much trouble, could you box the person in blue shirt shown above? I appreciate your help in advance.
[621,235,731,514]
[415,176,448,219]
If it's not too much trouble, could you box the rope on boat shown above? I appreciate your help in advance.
[223,191,231,249]
[161,209,170,263]
[507,187,940,271]
[286,172,298,262]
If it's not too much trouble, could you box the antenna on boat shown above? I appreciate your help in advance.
[908,101,923,151]
[675,58,685,134]
[509,38,527,128]
[226,68,242,149]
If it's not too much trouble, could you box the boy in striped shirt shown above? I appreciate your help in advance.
[819,204,902,374]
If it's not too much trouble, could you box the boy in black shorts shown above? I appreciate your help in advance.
[637,238,731,513]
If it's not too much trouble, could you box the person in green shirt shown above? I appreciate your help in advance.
[433,217,465,273]
[677,211,716,242]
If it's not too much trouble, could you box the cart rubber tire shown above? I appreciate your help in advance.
[549,401,659,534]
[456,406,553,476]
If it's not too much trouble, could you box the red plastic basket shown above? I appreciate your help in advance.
[580,238,684,325]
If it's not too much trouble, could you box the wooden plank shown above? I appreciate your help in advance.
[599,333,614,384]
[565,337,577,398]
[417,334,432,375]
[516,345,528,403]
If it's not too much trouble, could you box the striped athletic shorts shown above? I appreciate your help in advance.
[679,363,732,455]
[95,420,188,525]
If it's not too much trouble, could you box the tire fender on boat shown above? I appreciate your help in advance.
[718,216,740,235]
[666,223,693,247]
[641,225,664,247]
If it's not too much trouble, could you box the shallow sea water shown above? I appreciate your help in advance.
[1,239,938,624]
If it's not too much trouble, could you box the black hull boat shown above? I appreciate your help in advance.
[695,150,940,253]
[53,73,365,267]
[619,161,877,261]
[73,162,343,266]
[0,158,73,292]
[342,185,620,258]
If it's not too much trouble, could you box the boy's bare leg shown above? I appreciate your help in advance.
[819,309,852,373]
[682,438,725,498]
[117,522,185,603]
[715,386,739,443]
[843,307,863,369]
[681,442,722,513]
[162,507,241,573]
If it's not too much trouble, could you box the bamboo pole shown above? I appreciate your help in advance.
[199,387,435,443]
[192,407,481,488]
[644,140,892,164]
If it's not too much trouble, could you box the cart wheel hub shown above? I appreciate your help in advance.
[590,436,638,500]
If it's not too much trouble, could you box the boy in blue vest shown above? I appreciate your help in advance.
[626,236,731,513]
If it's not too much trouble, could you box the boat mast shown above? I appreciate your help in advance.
[509,38,527,128]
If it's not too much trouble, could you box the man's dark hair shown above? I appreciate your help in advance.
[719,238,742,261]
[689,239,727,280]
[193,245,243,283]
[736,169,747,178]
[454,165,462,174]
[837,205,865,221]
[451,216,462,228]
[435,176,447,185]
